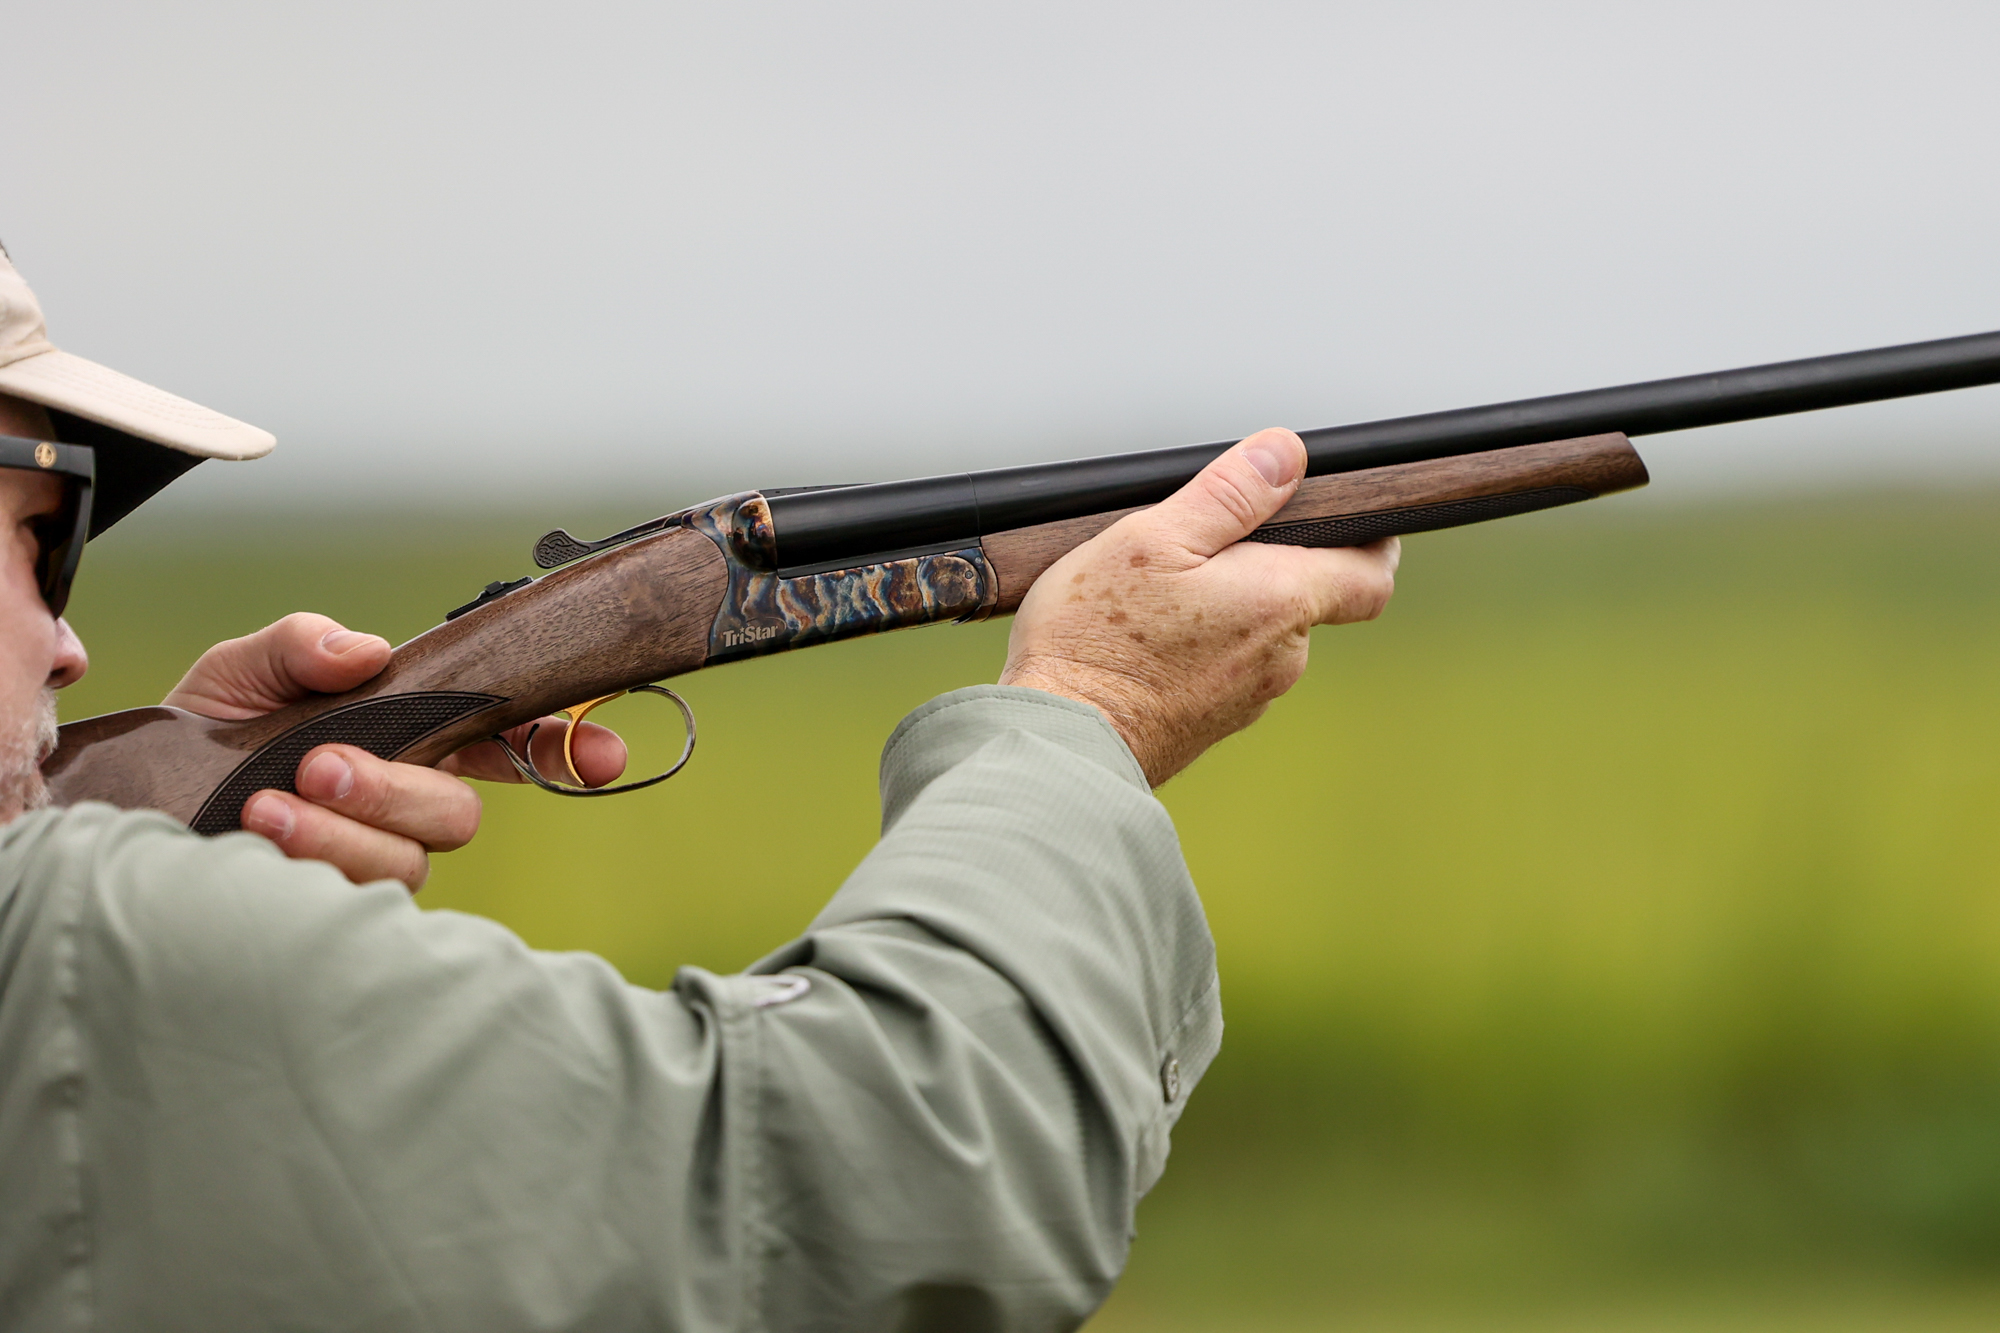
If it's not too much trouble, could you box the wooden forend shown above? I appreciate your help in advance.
[980,433,1644,612]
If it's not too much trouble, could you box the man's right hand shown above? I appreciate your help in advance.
[999,427,1399,787]
[164,614,627,889]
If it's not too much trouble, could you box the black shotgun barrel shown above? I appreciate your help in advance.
[765,329,2000,573]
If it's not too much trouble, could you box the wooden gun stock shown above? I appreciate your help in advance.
[44,432,1645,829]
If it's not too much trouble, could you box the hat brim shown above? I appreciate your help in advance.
[0,348,273,461]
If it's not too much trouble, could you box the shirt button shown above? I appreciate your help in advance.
[1160,1056,1182,1103]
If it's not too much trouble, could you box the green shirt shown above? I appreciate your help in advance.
[0,686,1220,1331]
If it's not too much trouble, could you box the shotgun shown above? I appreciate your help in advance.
[46,330,2000,830]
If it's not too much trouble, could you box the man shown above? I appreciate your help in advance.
[0,244,1397,1331]
[0,246,625,886]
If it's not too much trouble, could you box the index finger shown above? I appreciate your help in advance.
[441,718,630,787]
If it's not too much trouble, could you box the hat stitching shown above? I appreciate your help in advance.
[0,352,242,427]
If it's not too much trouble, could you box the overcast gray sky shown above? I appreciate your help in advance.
[6,0,2000,513]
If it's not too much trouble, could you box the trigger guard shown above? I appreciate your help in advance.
[492,685,696,797]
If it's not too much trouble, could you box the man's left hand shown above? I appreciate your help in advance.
[166,613,627,890]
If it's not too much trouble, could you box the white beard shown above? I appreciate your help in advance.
[0,687,58,821]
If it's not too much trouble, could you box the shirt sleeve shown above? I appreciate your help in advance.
[0,685,1220,1333]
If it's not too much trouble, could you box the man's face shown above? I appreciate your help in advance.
[0,392,88,820]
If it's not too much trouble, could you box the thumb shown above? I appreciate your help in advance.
[1140,428,1305,560]
[165,613,392,719]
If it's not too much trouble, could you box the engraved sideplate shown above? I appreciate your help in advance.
[689,492,998,663]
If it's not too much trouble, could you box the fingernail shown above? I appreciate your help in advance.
[1242,434,1298,488]
[321,629,376,655]
[243,793,296,841]
[299,751,355,801]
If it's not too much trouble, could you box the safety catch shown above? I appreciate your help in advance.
[447,577,533,621]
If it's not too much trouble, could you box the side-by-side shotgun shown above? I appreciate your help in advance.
[46,329,2000,830]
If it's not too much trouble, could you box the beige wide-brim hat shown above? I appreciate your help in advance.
[0,243,273,535]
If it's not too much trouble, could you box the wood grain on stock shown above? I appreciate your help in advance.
[980,433,1645,612]
[45,526,729,825]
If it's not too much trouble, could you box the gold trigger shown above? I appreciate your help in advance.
[559,691,627,786]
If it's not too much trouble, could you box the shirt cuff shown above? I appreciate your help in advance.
[878,684,1146,833]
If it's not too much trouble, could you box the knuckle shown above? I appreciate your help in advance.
[324,746,394,819]
[363,755,478,847]
[193,632,249,666]
[1255,660,1304,704]
[396,845,432,892]
[1303,551,1397,625]
[1328,583,1369,625]
[330,821,427,889]
[1289,584,1325,627]
[1195,466,1266,530]
[182,632,263,689]
[350,772,403,827]
[1240,569,1302,622]
[275,800,342,859]
[1356,567,1396,620]
[431,786,482,851]
[271,611,333,646]
[1092,521,1154,568]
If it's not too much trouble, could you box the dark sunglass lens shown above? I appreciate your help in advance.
[27,486,83,616]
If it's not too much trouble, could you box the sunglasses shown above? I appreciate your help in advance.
[0,435,95,618]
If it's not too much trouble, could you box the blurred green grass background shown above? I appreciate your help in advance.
[59,491,2000,1330]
